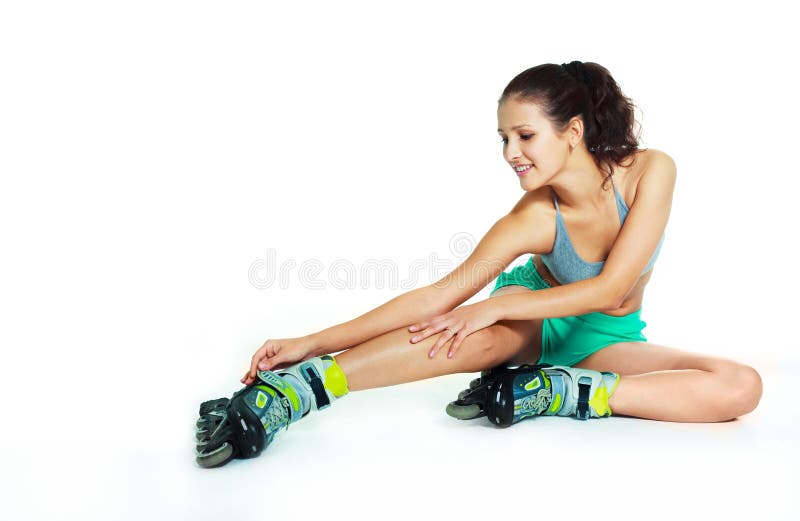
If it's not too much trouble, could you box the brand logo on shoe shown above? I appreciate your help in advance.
[256,391,268,409]
[518,389,552,416]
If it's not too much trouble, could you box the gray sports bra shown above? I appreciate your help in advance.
[539,175,665,285]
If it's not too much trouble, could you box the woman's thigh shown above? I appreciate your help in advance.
[487,285,543,366]
[573,341,745,376]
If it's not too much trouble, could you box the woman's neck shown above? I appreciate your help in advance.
[547,151,610,211]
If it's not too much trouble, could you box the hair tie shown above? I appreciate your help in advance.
[561,61,593,88]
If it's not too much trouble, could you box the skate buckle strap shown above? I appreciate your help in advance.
[303,364,330,410]
[576,375,592,420]
[276,396,292,432]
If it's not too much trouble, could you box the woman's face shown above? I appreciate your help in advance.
[496,98,572,190]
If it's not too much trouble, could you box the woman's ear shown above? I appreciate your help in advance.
[568,115,585,146]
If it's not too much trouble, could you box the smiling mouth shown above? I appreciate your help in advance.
[514,164,533,175]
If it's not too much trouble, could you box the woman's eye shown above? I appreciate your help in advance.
[499,134,533,144]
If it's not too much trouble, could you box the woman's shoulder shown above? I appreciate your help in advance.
[631,148,674,172]
[617,148,675,207]
[508,186,556,220]
[502,188,558,254]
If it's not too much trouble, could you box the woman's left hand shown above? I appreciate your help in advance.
[408,301,501,359]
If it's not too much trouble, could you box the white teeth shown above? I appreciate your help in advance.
[515,165,531,172]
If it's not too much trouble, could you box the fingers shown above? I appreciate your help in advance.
[409,320,469,360]
[258,354,282,371]
[241,352,289,385]
[409,321,443,344]
[241,341,278,385]
[248,349,263,380]
[408,322,430,342]
[408,322,427,333]
[428,328,458,359]
[447,332,465,359]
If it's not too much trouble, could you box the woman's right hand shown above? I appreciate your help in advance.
[240,337,316,386]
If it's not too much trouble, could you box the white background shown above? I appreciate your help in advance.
[1,1,798,519]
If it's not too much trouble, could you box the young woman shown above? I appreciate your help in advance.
[195,61,762,468]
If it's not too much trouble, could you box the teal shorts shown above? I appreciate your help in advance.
[490,256,648,367]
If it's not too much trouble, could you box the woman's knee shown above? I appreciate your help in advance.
[718,362,763,418]
[458,321,537,368]
[731,363,763,415]
[440,325,507,373]
[456,326,497,360]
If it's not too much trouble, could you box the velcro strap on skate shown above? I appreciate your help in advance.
[576,376,591,420]
[304,366,330,409]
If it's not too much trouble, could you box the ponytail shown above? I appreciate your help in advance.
[499,61,643,188]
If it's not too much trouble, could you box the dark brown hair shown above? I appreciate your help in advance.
[499,61,642,189]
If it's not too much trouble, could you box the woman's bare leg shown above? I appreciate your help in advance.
[336,285,542,391]
[574,342,763,422]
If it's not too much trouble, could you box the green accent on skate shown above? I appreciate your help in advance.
[253,386,278,427]
[253,385,292,431]
[256,373,302,413]
[606,372,620,416]
[524,375,541,391]
[590,372,620,417]
[255,390,268,409]
[544,374,551,388]
[323,357,349,398]
[281,381,301,413]
[588,384,611,417]
[255,385,279,405]
[255,385,277,397]
[546,393,562,414]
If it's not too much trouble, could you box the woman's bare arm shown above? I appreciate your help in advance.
[306,208,545,357]
[306,285,449,356]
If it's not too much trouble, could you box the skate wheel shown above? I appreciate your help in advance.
[199,397,230,416]
[195,413,225,444]
[446,401,483,420]
[196,442,235,469]
[196,414,221,430]
[457,377,483,400]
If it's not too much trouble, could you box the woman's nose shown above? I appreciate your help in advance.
[504,142,521,163]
